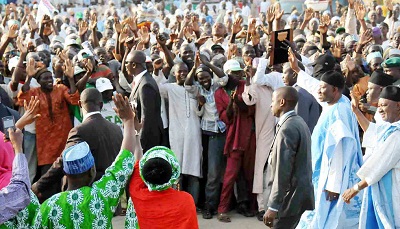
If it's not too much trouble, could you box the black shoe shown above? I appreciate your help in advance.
[196,207,202,213]
[202,208,213,219]
[237,203,255,217]
[257,210,265,221]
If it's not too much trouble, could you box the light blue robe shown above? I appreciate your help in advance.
[358,122,400,228]
[296,96,364,229]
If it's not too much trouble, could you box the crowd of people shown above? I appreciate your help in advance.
[0,0,400,228]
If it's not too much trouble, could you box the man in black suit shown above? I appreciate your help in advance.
[282,63,320,133]
[125,50,164,152]
[263,87,314,229]
[32,88,123,201]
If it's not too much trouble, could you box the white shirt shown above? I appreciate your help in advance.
[82,111,101,123]
[260,1,271,13]
[132,70,147,92]
[101,101,123,130]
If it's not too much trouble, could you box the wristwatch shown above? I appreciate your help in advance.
[353,183,360,192]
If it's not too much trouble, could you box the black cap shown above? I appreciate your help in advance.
[211,44,224,51]
[369,70,394,87]
[320,70,345,89]
[379,86,400,102]
[312,53,336,69]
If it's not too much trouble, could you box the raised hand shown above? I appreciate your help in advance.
[18,96,41,127]
[84,58,94,73]
[274,4,284,20]
[8,24,18,39]
[62,59,75,79]
[79,21,89,36]
[251,30,260,46]
[114,17,122,34]
[123,16,137,32]
[319,14,330,34]
[57,49,69,62]
[248,18,257,34]
[195,52,201,68]
[26,58,39,78]
[139,26,150,44]
[156,32,167,46]
[195,36,211,46]
[359,29,373,46]
[232,17,243,34]
[191,15,200,32]
[304,8,314,22]
[28,15,38,32]
[113,93,135,123]
[386,0,393,11]
[267,6,275,23]
[228,43,238,59]
[119,26,129,43]
[288,47,300,73]
[350,91,360,112]
[16,37,27,54]
[348,0,355,8]
[90,14,97,31]
[355,2,366,21]
[332,40,343,59]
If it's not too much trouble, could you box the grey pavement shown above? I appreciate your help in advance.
[112,212,266,229]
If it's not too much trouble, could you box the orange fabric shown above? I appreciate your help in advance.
[129,162,199,229]
[18,85,80,165]
[352,75,370,99]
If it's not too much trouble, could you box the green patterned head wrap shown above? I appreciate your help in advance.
[139,146,180,191]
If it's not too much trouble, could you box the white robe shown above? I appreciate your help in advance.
[158,83,203,178]
[357,122,400,228]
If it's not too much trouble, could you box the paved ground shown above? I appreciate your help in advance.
[112,212,267,229]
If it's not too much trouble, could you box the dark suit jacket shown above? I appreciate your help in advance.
[294,85,320,133]
[34,113,123,199]
[265,113,314,217]
[129,72,164,152]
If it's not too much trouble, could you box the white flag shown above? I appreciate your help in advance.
[36,0,59,24]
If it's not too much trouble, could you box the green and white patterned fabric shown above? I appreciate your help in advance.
[139,146,181,191]
[38,149,135,229]
[0,190,42,229]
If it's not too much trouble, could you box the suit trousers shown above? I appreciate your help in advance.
[217,131,256,213]
[272,214,302,229]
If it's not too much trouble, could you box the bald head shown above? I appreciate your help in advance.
[80,88,103,112]
[276,87,298,108]
[127,50,146,64]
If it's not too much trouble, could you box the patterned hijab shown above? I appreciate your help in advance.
[139,146,180,191]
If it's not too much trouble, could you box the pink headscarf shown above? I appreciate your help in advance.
[0,131,15,189]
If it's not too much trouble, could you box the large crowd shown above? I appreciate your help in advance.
[0,0,400,228]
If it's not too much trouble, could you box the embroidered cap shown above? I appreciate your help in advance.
[366,51,383,64]
[63,142,95,175]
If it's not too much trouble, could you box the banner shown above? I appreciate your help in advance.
[36,0,59,24]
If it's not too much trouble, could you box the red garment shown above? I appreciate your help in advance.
[18,85,80,165]
[0,131,14,189]
[129,162,199,229]
[214,80,255,155]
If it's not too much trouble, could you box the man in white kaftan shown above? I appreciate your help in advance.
[343,86,400,228]
[157,63,202,204]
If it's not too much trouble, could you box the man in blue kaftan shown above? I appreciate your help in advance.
[288,51,364,229]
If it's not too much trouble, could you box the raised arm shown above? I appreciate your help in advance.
[0,129,30,225]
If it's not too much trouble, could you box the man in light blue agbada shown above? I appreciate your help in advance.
[287,49,363,229]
